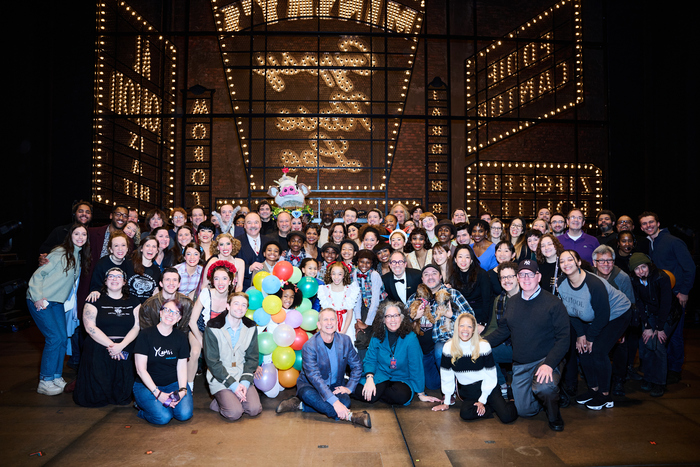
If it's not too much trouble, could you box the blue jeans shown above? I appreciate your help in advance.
[133,381,193,425]
[423,352,441,390]
[27,299,67,381]
[491,343,513,386]
[298,383,351,420]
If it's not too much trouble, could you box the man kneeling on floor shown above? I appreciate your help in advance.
[276,308,371,428]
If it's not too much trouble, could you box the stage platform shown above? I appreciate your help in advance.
[2,325,699,466]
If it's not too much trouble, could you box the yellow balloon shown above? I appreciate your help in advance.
[263,295,283,315]
[253,271,270,291]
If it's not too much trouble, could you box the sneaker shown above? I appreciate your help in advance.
[586,393,614,410]
[37,380,63,396]
[500,383,508,398]
[640,380,653,392]
[349,410,372,428]
[650,384,665,398]
[276,396,301,414]
[575,390,596,405]
[52,377,68,390]
[611,381,626,397]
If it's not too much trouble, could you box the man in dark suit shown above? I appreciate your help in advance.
[382,250,421,305]
[276,308,370,428]
[235,212,270,289]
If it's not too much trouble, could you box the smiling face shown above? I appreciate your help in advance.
[228,295,248,319]
[616,215,634,232]
[389,252,407,277]
[390,233,406,250]
[432,246,449,266]
[277,212,292,234]
[517,269,541,294]
[291,217,303,231]
[527,235,540,252]
[437,225,453,243]
[539,237,557,259]
[412,208,423,224]
[550,215,566,234]
[331,225,345,243]
[281,289,296,309]
[172,211,186,228]
[471,225,486,244]
[244,213,262,237]
[198,228,214,244]
[509,220,523,238]
[452,209,467,224]
[454,247,473,272]
[384,306,403,332]
[264,243,280,262]
[305,227,319,245]
[330,265,346,285]
[184,247,201,267]
[422,216,436,231]
[302,260,318,278]
[410,233,425,251]
[455,228,470,245]
[537,208,551,222]
[532,219,547,234]
[105,270,125,292]
[220,205,234,223]
[109,236,128,260]
[495,243,515,263]
[618,232,635,255]
[123,222,138,239]
[634,263,649,280]
[177,228,193,247]
[362,232,378,250]
[111,207,129,230]
[340,243,355,262]
[499,267,518,294]
[367,211,382,226]
[155,230,170,250]
[567,210,584,231]
[190,208,206,226]
[160,271,181,295]
[288,235,303,253]
[358,257,373,274]
[212,270,232,294]
[347,225,359,240]
[594,252,614,277]
[421,267,442,291]
[322,207,334,225]
[639,215,659,237]
[142,239,158,261]
[218,237,233,257]
[148,214,163,230]
[75,204,92,225]
[559,252,581,276]
[159,301,182,327]
[490,222,502,239]
[457,314,475,342]
[597,214,613,233]
[376,247,391,264]
[391,207,405,225]
[258,204,271,220]
[343,209,357,225]
[384,215,397,231]
[317,309,338,339]
[322,247,338,264]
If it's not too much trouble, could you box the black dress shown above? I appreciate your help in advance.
[73,295,140,407]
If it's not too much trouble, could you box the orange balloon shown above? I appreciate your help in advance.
[663,269,676,289]
[278,368,300,388]
[271,308,287,324]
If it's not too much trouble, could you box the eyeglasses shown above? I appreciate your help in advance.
[390,260,406,266]
[491,226,502,231]
[160,305,181,317]
[517,272,536,279]
[569,216,583,221]
[112,212,127,218]
[500,274,516,281]
[618,220,632,225]
[173,216,185,220]
[107,274,124,280]
[385,314,402,320]
[595,259,613,264]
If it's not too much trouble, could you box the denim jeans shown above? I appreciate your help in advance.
[133,381,193,425]
[491,343,513,386]
[423,352,441,390]
[27,299,67,381]
[298,383,351,420]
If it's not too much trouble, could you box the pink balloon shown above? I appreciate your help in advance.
[273,324,296,347]
[284,309,303,328]
[253,363,277,392]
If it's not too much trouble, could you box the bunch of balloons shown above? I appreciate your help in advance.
[248,261,320,391]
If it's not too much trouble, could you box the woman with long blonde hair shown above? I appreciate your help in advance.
[431,313,517,423]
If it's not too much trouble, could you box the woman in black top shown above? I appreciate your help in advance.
[535,234,565,295]
[449,245,492,333]
[487,241,516,296]
[74,267,140,407]
[128,236,161,304]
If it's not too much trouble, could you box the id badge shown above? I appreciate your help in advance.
[390,356,397,369]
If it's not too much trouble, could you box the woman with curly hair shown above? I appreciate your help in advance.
[318,262,361,344]
[353,301,425,406]
[431,313,517,423]
[187,261,236,392]
[405,227,433,270]
[140,208,167,242]
[201,233,244,293]
[536,233,565,294]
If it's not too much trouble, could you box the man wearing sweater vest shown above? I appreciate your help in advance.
[485,259,570,432]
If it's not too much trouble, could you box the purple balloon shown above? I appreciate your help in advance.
[285,309,303,329]
[254,363,277,392]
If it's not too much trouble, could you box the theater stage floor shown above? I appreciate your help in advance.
[2,325,699,467]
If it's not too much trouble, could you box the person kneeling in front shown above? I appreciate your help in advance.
[276,308,371,428]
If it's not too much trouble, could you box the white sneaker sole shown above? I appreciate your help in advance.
[586,401,614,410]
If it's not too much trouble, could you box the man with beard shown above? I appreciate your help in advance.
[616,214,649,254]
[317,207,336,247]
[189,205,207,232]
[549,213,567,237]
[596,210,617,246]
[39,200,93,256]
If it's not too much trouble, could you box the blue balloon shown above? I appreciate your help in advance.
[247,288,264,310]
[262,275,282,295]
[253,308,271,326]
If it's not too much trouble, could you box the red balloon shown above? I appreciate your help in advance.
[291,326,309,351]
[273,261,294,281]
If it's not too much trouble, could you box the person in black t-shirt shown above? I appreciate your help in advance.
[133,298,192,425]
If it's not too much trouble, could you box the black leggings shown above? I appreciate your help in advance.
[458,382,518,424]
[353,380,413,405]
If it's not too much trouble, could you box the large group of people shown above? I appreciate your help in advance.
[27,199,694,431]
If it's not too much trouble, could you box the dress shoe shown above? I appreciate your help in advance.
[349,410,372,428]
[548,413,565,432]
[276,396,301,413]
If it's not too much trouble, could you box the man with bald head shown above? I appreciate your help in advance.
[235,212,271,289]
[274,211,292,252]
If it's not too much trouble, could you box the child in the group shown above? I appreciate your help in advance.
[384,214,398,232]
[373,242,392,276]
[353,250,387,362]
[360,227,380,251]
[300,258,322,311]
[262,241,282,273]
[318,261,361,345]
[277,283,303,314]
[280,232,307,267]
[389,229,408,253]
[340,239,359,279]
[318,243,340,280]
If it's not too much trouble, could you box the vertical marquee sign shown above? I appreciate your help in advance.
[183,86,214,211]
[426,79,450,216]
[93,0,178,214]
[210,0,425,209]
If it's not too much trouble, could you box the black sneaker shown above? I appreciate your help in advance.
[650,384,665,398]
[586,393,613,410]
[575,390,596,405]
[612,381,626,397]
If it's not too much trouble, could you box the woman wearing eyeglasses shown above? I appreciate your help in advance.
[133,298,193,425]
[556,250,631,411]
[74,267,141,407]
[353,301,425,406]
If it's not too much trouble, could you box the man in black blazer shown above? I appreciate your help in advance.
[235,212,270,289]
[382,250,422,305]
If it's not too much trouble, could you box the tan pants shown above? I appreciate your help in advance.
[211,386,262,421]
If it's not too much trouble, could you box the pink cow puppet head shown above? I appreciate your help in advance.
[267,168,311,209]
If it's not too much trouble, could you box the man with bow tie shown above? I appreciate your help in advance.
[381,251,422,305]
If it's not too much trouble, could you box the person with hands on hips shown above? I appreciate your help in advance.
[276,308,371,428]
[133,299,192,425]
[204,292,262,421]
[432,313,517,424]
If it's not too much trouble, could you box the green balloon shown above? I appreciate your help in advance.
[297,298,312,312]
[258,332,278,355]
[272,346,296,370]
[298,277,319,298]
[300,310,319,331]
[245,309,255,320]
[293,350,303,371]
[290,267,303,284]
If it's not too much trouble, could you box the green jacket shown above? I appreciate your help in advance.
[27,246,82,303]
[204,312,258,394]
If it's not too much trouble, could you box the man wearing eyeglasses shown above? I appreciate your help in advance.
[549,213,567,237]
[139,268,193,333]
[485,259,570,432]
[381,250,421,305]
[558,208,599,264]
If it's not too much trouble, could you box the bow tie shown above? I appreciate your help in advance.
[357,272,368,280]
[290,254,301,262]
[394,278,405,284]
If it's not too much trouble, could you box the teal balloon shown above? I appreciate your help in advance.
[247,288,264,310]
[293,350,303,371]
[254,308,271,326]
[259,353,264,366]
[300,310,319,331]
[290,267,303,284]
[258,332,277,355]
[297,298,312,312]
[298,277,319,298]
[262,275,282,294]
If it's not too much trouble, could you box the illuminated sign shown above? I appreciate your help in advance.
[210,0,424,203]
[466,161,602,221]
[465,0,583,153]
[184,88,214,210]
[93,0,177,213]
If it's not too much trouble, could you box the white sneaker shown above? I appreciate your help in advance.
[52,377,68,390]
[38,380,63,396]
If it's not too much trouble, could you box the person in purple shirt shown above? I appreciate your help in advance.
[558,208,600,264]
